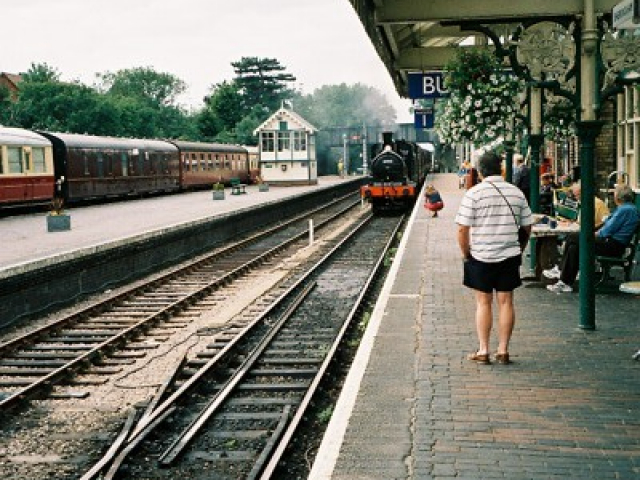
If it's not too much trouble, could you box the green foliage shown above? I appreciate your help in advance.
[0,85,12,124]
[435,48,523,147]
[13,81,112,133]
[21,62,61,83]
[232,57,296,115]
[544,99,576,140]
[97,66,186,107]
[201,80,244,134]
[316,406,334,425]
[4,57,397,155]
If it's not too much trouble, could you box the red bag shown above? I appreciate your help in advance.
[424,201,444,212]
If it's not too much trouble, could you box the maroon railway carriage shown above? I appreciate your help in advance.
[169,140,250,188]
[0,127,55,207]
[38,132,181,203]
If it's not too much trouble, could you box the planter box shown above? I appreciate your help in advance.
[212,191,225,200]
[47,214,71,232]
[258,184,270,192]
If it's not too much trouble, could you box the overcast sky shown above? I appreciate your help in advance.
[3,0,414,123]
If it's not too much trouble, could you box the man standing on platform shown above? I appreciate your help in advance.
[455,151,533,365]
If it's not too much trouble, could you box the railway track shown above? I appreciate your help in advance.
[0,193,361,411]
[80,214,404,480]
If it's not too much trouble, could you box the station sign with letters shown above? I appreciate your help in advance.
[408,71,450,99]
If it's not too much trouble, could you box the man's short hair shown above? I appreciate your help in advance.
[477,151,502,177]
[615,184,635,203]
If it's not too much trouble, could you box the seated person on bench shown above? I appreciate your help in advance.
[544,184,640,293]
[556,181,609,228]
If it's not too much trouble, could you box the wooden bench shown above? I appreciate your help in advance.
[595,224,640,287]
[230,178,247,195]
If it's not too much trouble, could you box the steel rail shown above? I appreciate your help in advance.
[158,281,318,465]
[85,212,380,479]
[258,215,405,479]
[0,195,361,411]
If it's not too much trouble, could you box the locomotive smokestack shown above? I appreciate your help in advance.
[382,131,393,147]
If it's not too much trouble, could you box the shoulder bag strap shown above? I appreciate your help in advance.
[486,181,519,228]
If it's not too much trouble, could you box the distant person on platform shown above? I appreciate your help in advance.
[424,184,444,217]
[455,150,533,365]
[512,154,530,204]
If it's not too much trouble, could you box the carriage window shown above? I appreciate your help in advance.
[121,153,129,176]
[262,132,275,152]
[208,154,213,169]
[278,132,290,151]
[32,147,46,173]
[83,153,90,175]
[225,155,230,168]
[138,154,145,175]
[96,153,104,177]
[0,148,4,174]
[7,147,22,173]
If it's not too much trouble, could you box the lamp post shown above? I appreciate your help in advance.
[342,133,348,176]
[362,124,368,176]
[577,0,600,330]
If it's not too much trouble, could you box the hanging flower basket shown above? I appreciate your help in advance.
[435,48,524,146]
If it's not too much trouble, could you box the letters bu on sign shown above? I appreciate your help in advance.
[408,72,450,99]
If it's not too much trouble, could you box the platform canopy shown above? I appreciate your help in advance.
[349,0,619,97]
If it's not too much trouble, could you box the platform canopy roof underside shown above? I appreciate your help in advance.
[350,0,619,97]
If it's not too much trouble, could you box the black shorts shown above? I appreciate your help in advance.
[463,254,522,293]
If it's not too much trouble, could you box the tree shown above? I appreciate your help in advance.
[201,80,244,134]
[21,62,61,83]
[13,81,116,133]
[294,83,396,128]
[0,85,12,124]
[231,57,296,116]
[97,67,186,107]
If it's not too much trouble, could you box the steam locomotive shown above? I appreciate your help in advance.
[360,132,430,214]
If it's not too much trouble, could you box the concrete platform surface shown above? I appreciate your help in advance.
[0,177,355,273]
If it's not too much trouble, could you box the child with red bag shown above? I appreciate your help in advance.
[424,184,444,217]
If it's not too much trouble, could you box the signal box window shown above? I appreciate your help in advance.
[278,132,290,152]
[293,132,306,151]
[262,132,275,152]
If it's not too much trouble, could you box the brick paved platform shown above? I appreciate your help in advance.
[311,173,640,480]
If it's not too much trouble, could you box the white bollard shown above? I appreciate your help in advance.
[309,219,314,246]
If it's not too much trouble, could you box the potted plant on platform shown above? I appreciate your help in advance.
[47,197,71,232]
[257,176,269,192]
[212,180,225,200]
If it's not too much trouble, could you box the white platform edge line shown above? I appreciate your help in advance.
[308,183,426,479]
